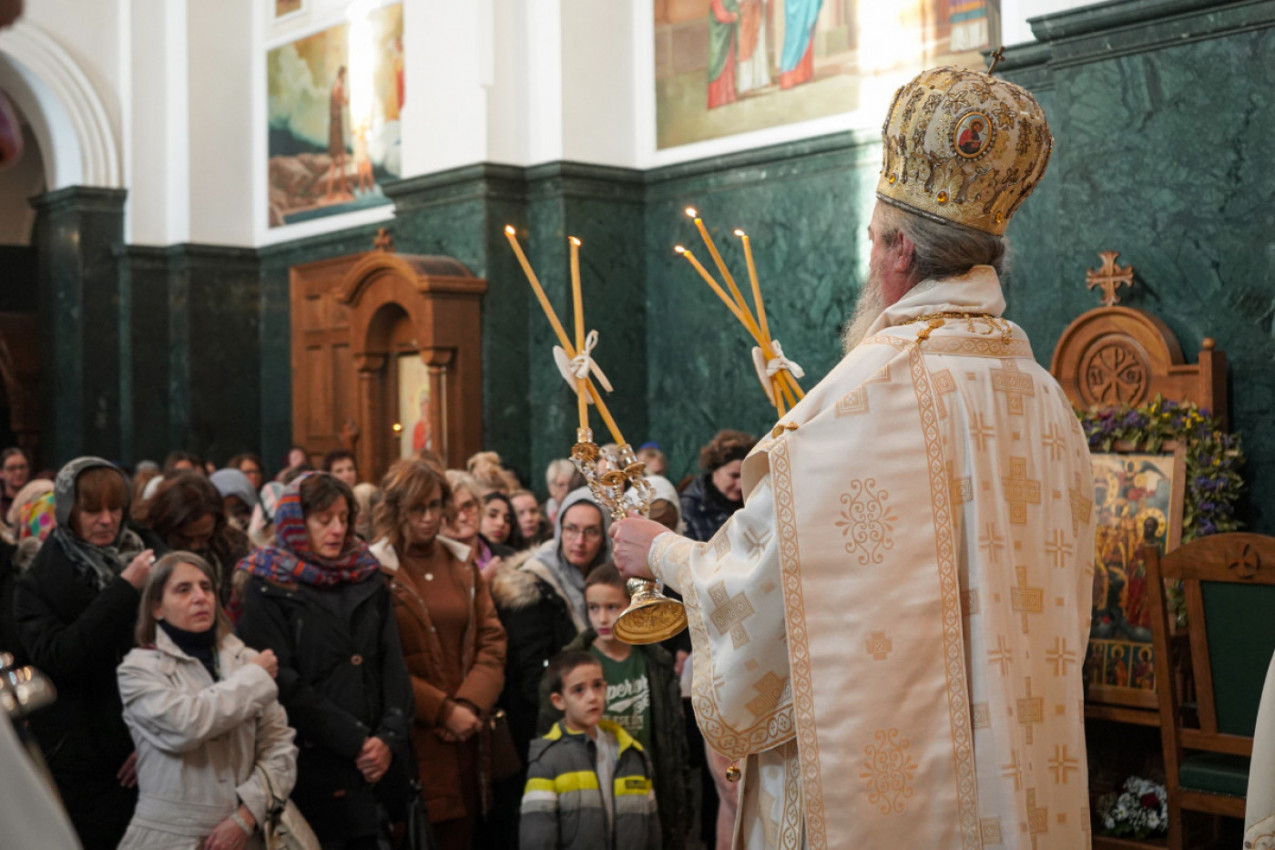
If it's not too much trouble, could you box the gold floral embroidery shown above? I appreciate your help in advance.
[835,479,897,565]
[866,631,893,661]
[860,728,918,815]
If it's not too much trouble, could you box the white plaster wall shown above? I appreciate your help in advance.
[560,0,637,166]
[124,0,187,246]
[187,0,255,246]
[8,0,1103,249]
[17,0,123,170]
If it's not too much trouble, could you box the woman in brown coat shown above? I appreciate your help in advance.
[371,458,506,850]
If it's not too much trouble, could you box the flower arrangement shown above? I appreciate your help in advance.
[1078,396,1245,626]
[1097,776,1169,839]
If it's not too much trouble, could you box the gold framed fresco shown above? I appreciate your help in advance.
[652,0,1000,149]
[266,2,403,228]
[1083,444,1185,709]
[274,0,306,21]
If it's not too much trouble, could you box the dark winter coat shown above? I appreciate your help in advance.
[12,522,164,850]
[679,473,742,542]
[536,630,691,850]
[235,573,415,843]
[489,550,581,762]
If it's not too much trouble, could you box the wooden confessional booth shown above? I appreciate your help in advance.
[289,234,487,483]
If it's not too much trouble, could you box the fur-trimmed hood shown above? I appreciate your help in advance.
[488,548,545,611]
[488,547,590,633]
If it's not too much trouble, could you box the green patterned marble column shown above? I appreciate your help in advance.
[30,186,126,466]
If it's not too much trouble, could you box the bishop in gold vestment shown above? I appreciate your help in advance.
[614,66,1095,849]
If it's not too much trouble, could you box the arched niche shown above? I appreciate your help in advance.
[290,245,487,483]
[0,20,122,189]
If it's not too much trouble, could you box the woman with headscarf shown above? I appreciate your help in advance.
[13,457,163,849]
[488,487,611,761]
[235,472,414,850]
[209,468,260,532]
[371,459,506,850]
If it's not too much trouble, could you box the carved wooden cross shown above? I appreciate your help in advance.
[373,227,394,252]
[1086,250,1133,306]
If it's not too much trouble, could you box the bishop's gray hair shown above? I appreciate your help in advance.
[874,201,1011,285]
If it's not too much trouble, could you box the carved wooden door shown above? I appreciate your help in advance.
[290,257,358,467]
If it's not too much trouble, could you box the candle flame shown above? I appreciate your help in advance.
[504,225,515,235]
[674,245,686,254]
[733,229,746,237]
[569,236,581,246]
[684,207,697,218]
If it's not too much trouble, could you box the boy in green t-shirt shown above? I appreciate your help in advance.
[537,565,692,850]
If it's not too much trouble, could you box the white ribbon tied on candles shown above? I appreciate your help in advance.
[750,340,805,407]
[553,329,614,400]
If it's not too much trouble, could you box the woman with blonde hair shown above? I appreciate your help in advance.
[444,471,511,573]
[465,450,519,494]
[117,551,296,850]
[371,458,506,850]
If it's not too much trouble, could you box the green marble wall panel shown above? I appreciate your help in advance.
[643,133,881,482]
[31,187,126,466]
[176,246,261,465]
[520,164,647,492]
[1001,0,1275,532]
[117,246,171,466]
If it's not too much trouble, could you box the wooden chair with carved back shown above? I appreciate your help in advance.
[1143,533,1275,849]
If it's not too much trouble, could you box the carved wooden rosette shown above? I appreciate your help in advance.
[1049,253,1227,427]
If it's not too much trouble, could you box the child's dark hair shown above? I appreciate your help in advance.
[585,562,630,595]
[546,649,602,696]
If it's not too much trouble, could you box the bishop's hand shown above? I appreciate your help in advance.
[610,516,666,583]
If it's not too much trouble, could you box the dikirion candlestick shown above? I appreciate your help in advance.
[674,216,805,416]
[569,236,587,433]
[502,226,625,445]
[502,223,686,644]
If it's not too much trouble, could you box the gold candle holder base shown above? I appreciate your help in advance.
[613,579,688,645]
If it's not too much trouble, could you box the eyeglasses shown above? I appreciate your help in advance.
[407,499,444,517]
[562,525,603,541]
[455,498,478,515]
[3,462,27,473]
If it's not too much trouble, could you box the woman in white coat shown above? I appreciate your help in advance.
[117,551,298,850]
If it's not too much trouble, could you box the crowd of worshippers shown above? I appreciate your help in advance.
[0,429,758,850]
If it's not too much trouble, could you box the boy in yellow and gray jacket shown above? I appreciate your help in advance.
[520,650,660,850]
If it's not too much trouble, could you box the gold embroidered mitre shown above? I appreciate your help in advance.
[877,65,1052,236]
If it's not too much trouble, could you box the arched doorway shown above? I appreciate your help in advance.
[290,242,487,484]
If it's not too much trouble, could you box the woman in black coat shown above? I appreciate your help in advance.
[13,457,161,850]
[236,472,414,849]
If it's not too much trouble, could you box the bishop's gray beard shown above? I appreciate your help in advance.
[841,271,885,355]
